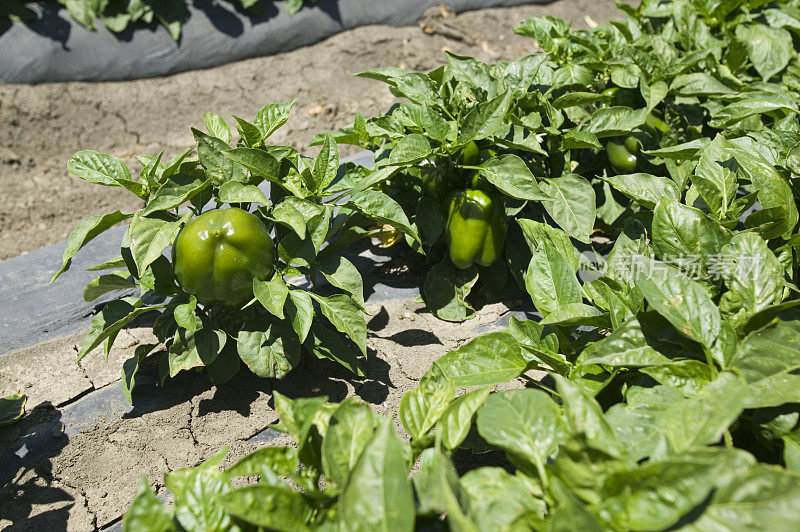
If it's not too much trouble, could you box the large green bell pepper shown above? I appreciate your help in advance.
[445,189,506,269]
[172,207,275,306]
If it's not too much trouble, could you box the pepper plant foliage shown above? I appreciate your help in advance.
[0,394,26,427]
[52,101,401,400]
[125,0,800,529]
[1,1,319,40]
[319,0,800,321]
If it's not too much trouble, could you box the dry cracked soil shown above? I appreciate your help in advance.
[1,1,625,529]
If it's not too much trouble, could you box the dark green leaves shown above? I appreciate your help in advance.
[52,210,132,283]
[347,190,421,245]
[477,389,567,477]
[431,331,526,387]
[338,418,414,532]
[635,261,721,350]
[422,260,479,322]
[477,155,549,200]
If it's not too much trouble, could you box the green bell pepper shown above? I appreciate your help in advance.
[445,189,506,269]
[605,136,640,174]
[172,207,275,306]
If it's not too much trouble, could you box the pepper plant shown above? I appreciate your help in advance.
[51,101,409,401]
[2,0,320,40]
[319,0,800,322]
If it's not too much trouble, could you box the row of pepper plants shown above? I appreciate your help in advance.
[1,0,318,40]
[47,0,800,529]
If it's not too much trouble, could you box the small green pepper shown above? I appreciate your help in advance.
[445,189,506,269]
[172,207,275,306]
[462,140,480,165]
[606,137,639,174]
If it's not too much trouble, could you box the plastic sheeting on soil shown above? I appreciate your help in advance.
[0,0,549,84]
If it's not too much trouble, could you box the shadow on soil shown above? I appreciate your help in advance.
[0,406,74,531]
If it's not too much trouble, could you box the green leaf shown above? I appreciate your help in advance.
[237,321,300,379]
[555,375,623,458]
[78,298,163,361]
[431,331,527,387]
[729,144,798,237]
[552,91,608,109]
[83,270,137,302]
[605,386,682,462]
[322,401,376,487]
[436,387,491,451]
[399,365,455,441]
[202,113,231,143]
[309,293,367,355]
[736,24,794,81]
[641,360,714,396]
[540,303,610,328]
[524,241,582,316]
[143,173,210,215]
[720,233,784,325]
[52,210,133,283]
[659,373,748,452]
[446,51,497,94]
[253,273,289,319]
[680,463,800,531]
[312,132,339,192]
[476,389,567,476]
[576,315,671,368]
[68,150,139,194]
[0,394,27,427]
[338,417,414,532]
[562,130,602,150]
[586,107,649,138]
[635,260,722,350]
[271,197,324,239]
[253,100,296,139]
[508,317,566,374]
[225,446,298,480]
[123,478,175,532]
[304,322,365,377]
[277,207,331,266]
[422,260,479,322]
[693,137,738,218]
[121,344,157,405]
[517,218,578,271]
[460,467,547,532]
[539,174,596,243]
[458,91,512,143]
[644,139,709,160]
[316,256,365,310]
[347,189,421,245]
[217,181,269,206]
[604,173,681,210]
[651,198,730,268]
[599,447,754,530]
[129,211,191,277]
[233,115,264,147]
[387,133,432,166]
[730,319,800,408]
[218,485,312,532]
[193,129,248,185]
[710,93,798,129]
[169,328,227,377]
[286,290,314,343]
[670,73,736,96]
[477,155,550,201]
